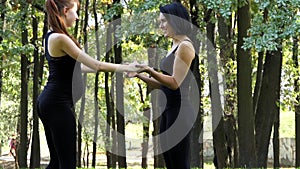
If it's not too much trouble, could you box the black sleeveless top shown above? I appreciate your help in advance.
[41,31,83,104]
[160,41,195,103]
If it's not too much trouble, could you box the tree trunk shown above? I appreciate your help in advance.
[255,49,282,167]
[116,69,126,168]
[92,0,100,167]
[273,47,281,169]
[218,13,238,168]
[77,74,86,167]
[205,9,228,168]
[293,36,300,168]
[113,6,127,167]
[141,46,156,168]
[152,47,165,169]
[253,51,264,115]
[141,106,150,169]
[273,108,280,168]
[0,0,6,109]
[30,13,41,169]
[18,2,29,167]
[77,0,89,166]
[92,83,99,168]
[237,0,257,167]
[105,20,114,168]
[189,0,203,167]
[152,92,165,169]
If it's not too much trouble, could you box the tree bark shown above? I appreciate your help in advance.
[189,0,203,168]
[141,46,156,168]
[255,49,282,167]
[105,20,113,168]
[273,106,280,168]
[253,51,264,115]
[18,2,29,167]
[237,0,257,167]
[78,0,89,166]
[205,9,228,168]
[77,74,86,167]
[152,47,165,169]
[113,4,127,166]
[92,0,100,167]
[293,37,300,167]
[218,13,238,168]
[30,13,41,169]
[0,0,6,110]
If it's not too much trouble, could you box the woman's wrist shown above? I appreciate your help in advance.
[147,67,154,76]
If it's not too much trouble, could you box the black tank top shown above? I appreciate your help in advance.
[43,31,83,103]
[160,40,195,101]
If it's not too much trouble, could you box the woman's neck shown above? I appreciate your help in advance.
[172,35,189,46]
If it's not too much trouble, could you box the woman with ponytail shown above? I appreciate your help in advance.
[38,0,140,168]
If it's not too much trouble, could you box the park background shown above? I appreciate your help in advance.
[0,0,299,168]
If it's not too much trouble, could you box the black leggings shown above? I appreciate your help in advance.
[159,108,191,169]
[161,133,191,169]
[38,101,76,169]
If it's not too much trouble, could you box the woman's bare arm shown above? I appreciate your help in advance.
[54,34,140,72]
[139,41,195,90]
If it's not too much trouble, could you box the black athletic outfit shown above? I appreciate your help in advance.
[159,40,195,169]
[37,31,83,169]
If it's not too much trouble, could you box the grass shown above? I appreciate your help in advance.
[280,110,295,138]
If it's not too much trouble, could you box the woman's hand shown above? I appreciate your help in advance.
[135,64,152,73]
[125,71,138,78]
[122,62,143,72]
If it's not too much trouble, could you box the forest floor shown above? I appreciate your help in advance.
[0,110,295,169]
[0,152,155,169]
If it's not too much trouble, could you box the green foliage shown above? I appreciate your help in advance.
[103,3,124,21]
[0,98,19,143]
[243,0,300,51]
[198,0,235,19]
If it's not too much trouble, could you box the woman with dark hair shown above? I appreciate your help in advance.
[38,0,141,168]
[128,1,196,169]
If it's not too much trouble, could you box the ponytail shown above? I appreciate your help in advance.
[46,0,81,48]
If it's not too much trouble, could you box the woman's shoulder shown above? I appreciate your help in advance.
[48,33,72,57]
[177,40,195,56]
[49,33,70,43]
[179,39,194,48]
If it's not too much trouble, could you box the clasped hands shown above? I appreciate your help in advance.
[125,62,152,78]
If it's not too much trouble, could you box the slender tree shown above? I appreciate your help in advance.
[189,0,203,168]
[255,49,282,167]
[30,12,41,169]
[254,4,284,167]
[293,36,300,168]
[18,1,30,167]
[114,11,127,169]
[0,0,6,110]
[83,0,90,167]
[104,19,117,169]
[141,46,156,168]
[74,0,84,166]
[0,0,6,158]
[217,12,238,168]
[151,47,165,169]
[92,0,101,167]
[205,9,228,168]
[237,0,257,167]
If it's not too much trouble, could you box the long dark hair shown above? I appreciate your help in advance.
[46,0,81,48]
[159,1,192,36]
